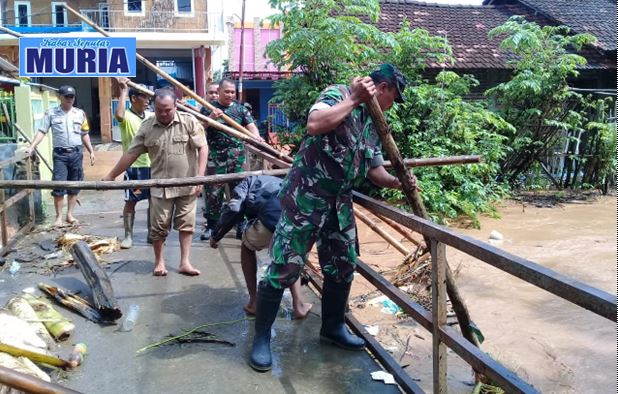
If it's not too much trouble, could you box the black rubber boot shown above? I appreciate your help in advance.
[200,220,216,241]
[319,277,365,350]
[249,282,284,372]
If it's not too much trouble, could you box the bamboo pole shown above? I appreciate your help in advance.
[0,25,24,37]
[353,207,410,255]
[0,169,289,190]
[0,365,83,394]
[365,97,480,348]
[383,155,481,170]
[374,212,423,247]
[63,4,256,139]
[0,343,69,368]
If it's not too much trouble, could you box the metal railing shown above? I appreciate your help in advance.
[0,94,17,143]
[0,9,224,34]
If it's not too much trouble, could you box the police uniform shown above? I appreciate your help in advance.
[39,105,90,197]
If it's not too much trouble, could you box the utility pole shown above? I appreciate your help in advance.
[238,0,246,102]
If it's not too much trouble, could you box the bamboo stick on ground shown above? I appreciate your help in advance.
[0,343,69,369]
[0,365,84,394]
[22,294,74,342]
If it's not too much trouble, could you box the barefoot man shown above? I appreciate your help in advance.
[103,88,208,276]
[209,175,312,318]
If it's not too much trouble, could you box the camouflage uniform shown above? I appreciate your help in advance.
[200,101,255,223]
[264,85,385,289]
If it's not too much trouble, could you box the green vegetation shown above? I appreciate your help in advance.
[265,2,615,226]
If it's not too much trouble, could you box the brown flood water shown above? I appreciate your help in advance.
[353,196,616,393]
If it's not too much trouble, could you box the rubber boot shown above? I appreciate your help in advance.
[146,207,152,244]
[249,282,284,372]
[200,220,216,241]
[120,213,135,249]
[319,277,365,350]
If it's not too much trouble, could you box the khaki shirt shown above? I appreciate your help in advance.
[128,112,207,199]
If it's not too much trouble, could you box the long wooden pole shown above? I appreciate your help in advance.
[0,365,83,394]
[366,97,480,348]
[63,4,255,139]
[353,207,410,255]
[0,25,24,37]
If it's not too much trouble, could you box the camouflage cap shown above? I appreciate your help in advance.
[369,63,407,103]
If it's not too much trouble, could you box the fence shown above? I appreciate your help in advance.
[0,152,35,255]
[0,92,17,143]
[0,156,614,392]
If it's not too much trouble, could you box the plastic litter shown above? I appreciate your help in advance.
[8,261,20,276]
[381,299,402,315]
[44,251,64,260]
[68,343,87,368]
[22,287,36,294]
[371,371,397,385]
[365,325,380,336]
[119,304,140,332]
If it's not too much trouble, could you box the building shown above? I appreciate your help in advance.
[0,0,226,142]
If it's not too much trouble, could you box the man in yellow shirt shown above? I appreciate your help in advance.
[115,78,152,248]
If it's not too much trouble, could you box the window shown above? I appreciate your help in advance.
[175,0,194,17]
[125,0,144,16]
[99,3,109,29]
[51,2,67,27]
[14,1,32,27]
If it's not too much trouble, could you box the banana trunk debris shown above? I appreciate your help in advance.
[22,294,74,342]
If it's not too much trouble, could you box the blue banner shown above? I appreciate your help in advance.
[19,37,136,77]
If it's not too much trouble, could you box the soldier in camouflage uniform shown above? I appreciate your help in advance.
[250,64,412,372]
[199,79,261,241]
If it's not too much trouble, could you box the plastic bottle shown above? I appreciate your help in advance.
[68,343,87,368]
[119,304,140,332]
[8,261,20,277]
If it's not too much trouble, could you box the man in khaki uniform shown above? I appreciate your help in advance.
[103,88,208,276]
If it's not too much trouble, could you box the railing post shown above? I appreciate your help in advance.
[0,168,6,248]
[26,157,35,225]
[431,239,447,393]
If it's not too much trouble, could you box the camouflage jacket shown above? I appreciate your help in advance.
[279,84,384,231]
[200,101,255,158]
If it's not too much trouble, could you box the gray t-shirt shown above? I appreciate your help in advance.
[39,106,90,148]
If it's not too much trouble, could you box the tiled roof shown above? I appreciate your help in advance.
[377,0,614,70]
[486,0,616,51]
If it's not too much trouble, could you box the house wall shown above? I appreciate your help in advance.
[4,0,99,25]
[106,0,208,31]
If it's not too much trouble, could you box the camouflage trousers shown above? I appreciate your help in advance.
[263,206,358,289]
[203,157,245,224]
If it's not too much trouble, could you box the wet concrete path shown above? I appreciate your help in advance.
[0,190,400,394]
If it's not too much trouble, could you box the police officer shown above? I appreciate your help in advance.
[26,85,95,227]
[249,64,412,372]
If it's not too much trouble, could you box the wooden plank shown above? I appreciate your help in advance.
[355,259,538,393]
[0,189,30,213]
[353,192,617,322]
[431,241,447,393]
[0,221,34,256]
[0,170,7,247]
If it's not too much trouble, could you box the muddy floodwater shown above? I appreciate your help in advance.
[353,196,616,393]
[453,196,616,393]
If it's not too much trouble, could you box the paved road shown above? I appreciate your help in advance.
[0,190,401,394]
